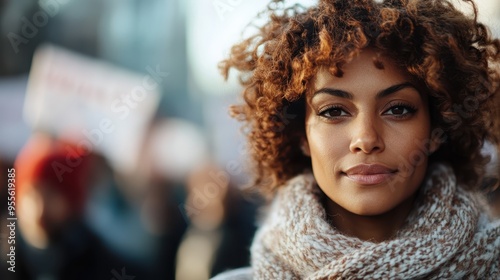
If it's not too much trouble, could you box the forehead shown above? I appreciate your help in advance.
[312,49,414,94]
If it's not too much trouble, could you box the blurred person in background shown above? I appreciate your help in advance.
[136,117,210,279]
[85,117,212,279]
[2,132,142,280]
[176,161,259,280]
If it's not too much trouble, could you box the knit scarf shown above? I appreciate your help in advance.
[251,164,500,279]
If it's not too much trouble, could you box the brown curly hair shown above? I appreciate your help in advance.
[220,0,500,196]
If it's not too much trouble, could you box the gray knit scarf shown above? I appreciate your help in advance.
[251,164,500,279]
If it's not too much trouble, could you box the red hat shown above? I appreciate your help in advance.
[14,134,91,214]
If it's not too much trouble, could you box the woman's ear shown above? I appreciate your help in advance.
[301,138,311,157]
[429,127,445,154]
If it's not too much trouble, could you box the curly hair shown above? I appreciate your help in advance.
[220,0,500,196]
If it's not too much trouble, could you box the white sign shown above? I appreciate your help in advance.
[24,44,162,173]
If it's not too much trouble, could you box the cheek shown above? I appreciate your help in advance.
[385,121,432,172]
[306,122,349,169]
[18,192,41,224]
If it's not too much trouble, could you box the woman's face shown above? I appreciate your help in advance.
[303,49,438,216]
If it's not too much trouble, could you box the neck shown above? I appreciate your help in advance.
[324,194,416,243]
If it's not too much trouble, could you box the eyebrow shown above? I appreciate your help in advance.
[312,82,419,100]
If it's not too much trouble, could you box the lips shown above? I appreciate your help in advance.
[343,164,397,185]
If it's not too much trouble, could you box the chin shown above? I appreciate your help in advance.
[349,207,392,217]
[342,199,398,216]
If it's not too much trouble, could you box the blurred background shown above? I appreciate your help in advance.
[0,0,498,279]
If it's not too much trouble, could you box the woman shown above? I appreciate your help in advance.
[214,0,500,278]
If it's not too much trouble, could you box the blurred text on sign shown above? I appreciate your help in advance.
[23,44,162,174]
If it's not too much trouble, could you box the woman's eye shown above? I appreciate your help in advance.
[319,107,348,118]
[384,105,416,116]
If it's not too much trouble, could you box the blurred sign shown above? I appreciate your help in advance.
[24,44,161,173]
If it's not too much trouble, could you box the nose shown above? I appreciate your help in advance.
[349,114,384,154]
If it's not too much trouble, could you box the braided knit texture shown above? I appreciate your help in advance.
[251,164,500,279]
